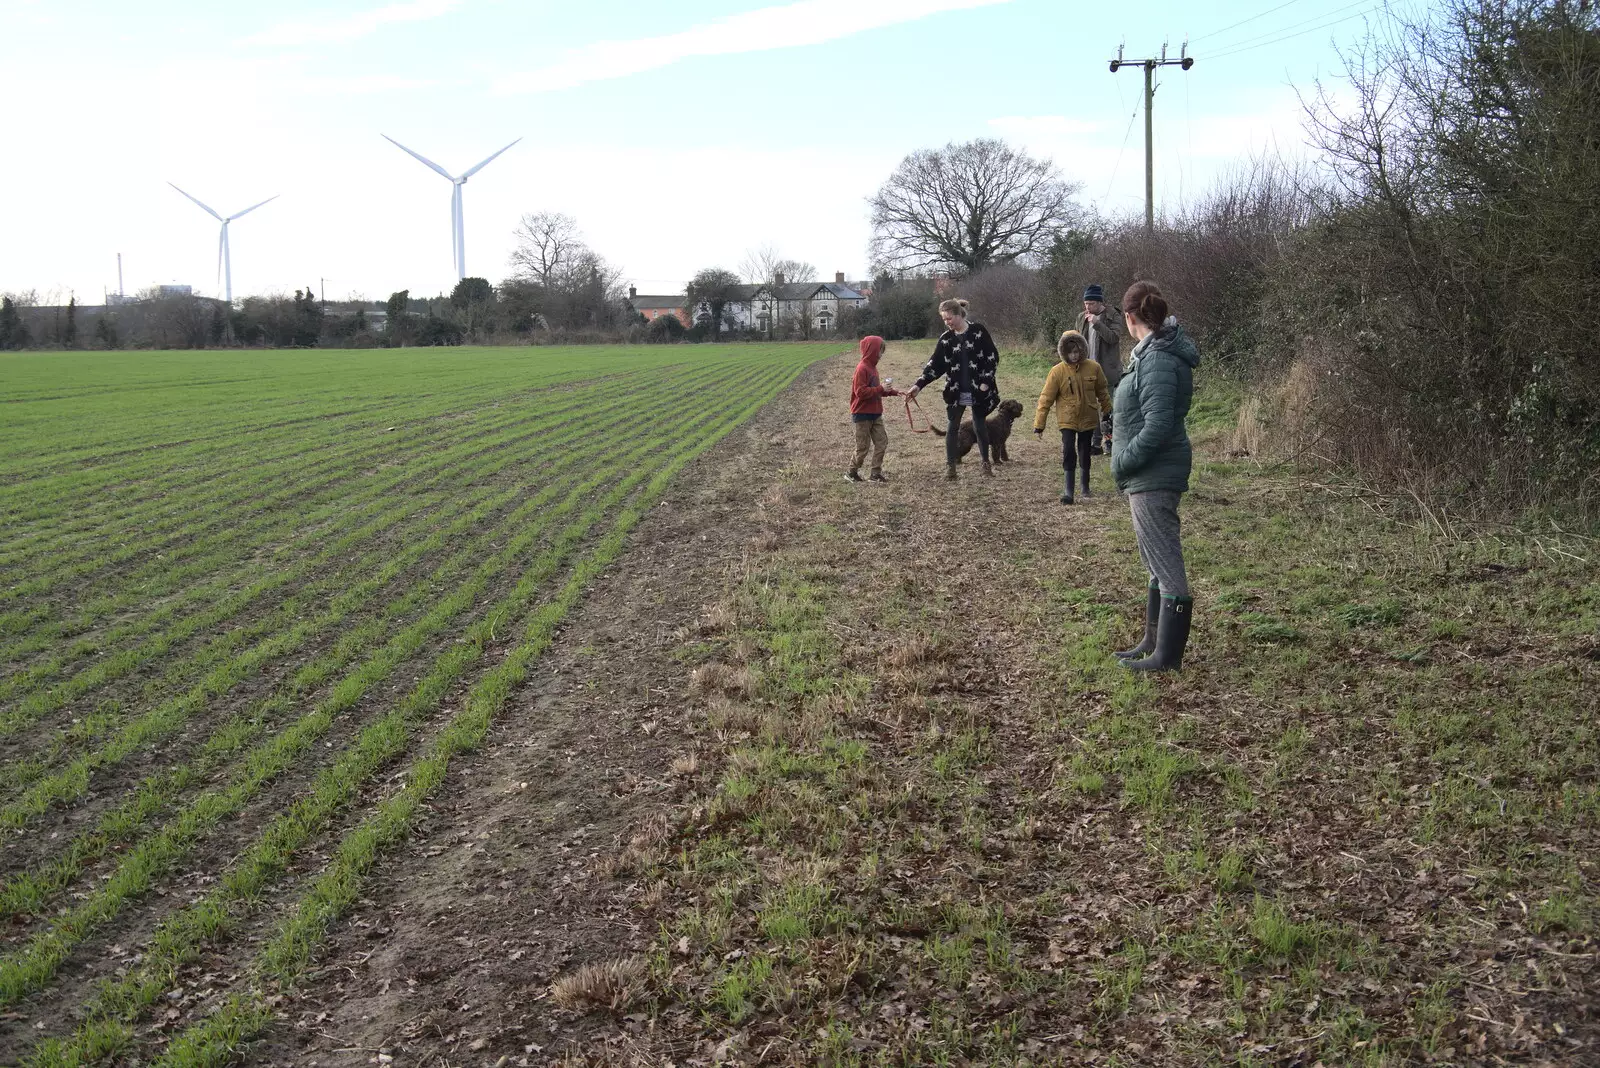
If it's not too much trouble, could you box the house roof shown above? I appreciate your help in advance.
[629,295,685,310]
[679,281,871,307]
[729,282,867,302]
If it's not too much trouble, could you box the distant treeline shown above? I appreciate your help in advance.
[0,273,959,352]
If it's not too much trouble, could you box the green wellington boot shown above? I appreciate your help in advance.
[1124,595,1194,673]
[1115,580,1160,659]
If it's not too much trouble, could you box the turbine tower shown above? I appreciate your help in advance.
[382,135,520,281]
[168,184,278,304]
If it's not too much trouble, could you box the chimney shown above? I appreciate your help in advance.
[774,271,785,286]
[835,271,845,284]
[628,285,636,300]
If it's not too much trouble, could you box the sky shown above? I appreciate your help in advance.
[0,0,1397,305]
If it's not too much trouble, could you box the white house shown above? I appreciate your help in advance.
[691,272,868,334]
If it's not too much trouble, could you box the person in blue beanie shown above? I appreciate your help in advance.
[1075,284,1123,455]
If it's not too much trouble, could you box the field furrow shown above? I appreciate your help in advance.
[0,360,721,691]
[0,369,789,1011]
[0,367,728,827]
[0,366,675,604]
[0,344,833,1066]
[0,367,608,549]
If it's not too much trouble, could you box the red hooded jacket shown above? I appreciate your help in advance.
[850,336,895,418]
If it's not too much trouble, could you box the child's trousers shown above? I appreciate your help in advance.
[852,417,888,474]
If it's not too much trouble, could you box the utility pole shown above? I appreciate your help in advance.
[1110,42,1194,232]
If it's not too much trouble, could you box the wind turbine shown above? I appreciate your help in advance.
[382,135,521,281]
[168,184,278,304]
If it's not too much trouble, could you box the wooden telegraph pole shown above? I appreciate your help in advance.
[1110,43,1194,232]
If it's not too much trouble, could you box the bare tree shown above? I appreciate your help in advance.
[869,139,1085,275]
[739,243,815,287]
[509,212,584,287]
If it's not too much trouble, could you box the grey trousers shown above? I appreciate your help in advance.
[1129,490,1189,597]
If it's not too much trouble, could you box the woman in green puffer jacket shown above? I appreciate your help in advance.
[1110,280,1201,673]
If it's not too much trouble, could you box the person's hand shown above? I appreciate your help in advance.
[907,384,921,399]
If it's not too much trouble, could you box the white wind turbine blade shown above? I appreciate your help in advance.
[169,183,223,221]
[382,135,456,179]
[459,138,521,180]
[228,194,279,221]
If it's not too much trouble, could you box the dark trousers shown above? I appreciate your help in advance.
[946,403,991,464]
[1061,427,1094,484]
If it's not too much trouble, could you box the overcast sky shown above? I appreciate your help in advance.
[0,0,1391,304]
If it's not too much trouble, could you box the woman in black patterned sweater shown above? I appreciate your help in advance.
[906,298,1002,481]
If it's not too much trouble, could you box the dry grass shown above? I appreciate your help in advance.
[883,635,937,670]
[687,662,756,699]
[549,956,646,1012]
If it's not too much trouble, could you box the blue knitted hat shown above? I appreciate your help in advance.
[1083,284,1104,303]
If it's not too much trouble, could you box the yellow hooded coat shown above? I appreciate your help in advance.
[1034,330,1112,433]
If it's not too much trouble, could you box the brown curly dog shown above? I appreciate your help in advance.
[935,398,1026,462]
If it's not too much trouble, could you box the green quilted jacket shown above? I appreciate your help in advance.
[1110,321,1201,495]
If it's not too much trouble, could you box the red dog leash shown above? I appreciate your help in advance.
[903,395,933,433]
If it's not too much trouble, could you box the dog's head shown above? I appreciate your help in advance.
[998,399,1024,421]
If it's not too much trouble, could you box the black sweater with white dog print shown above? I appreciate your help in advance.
[914,322,1001,416]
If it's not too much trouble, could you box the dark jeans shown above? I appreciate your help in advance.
[947,403,991,464]
[1061,427,1094,480]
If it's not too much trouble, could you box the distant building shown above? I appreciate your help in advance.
[626,288,691,327]
[626,272,868,334]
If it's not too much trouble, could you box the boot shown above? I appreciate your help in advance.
[945,464,958,482]
[1124,595,1193,673]
[981,459,994,478]
[1114,580,1160,659]
[1080,469,1093,498]
[845,469,863,483]
[1060,470,1073,505]
[869,471,889,483]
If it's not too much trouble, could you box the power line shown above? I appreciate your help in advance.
[1205,0,1378,55]
[1103,98,1143,202]
[1207,3,1382,58]
[1189,0,1310,43]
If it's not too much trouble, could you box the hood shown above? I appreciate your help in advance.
[1142,319,1201,369]
[1057,330,1088,363]
[859,335,884,366]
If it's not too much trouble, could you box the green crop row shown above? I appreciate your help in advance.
[145,361,812,1068]
[0,363,676,603]
[0,361,730,818]
[16,357,810,1067]
[0,367,791,1010]
[0,360,723,700]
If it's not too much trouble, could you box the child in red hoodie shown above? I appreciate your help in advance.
[848,335,900,483]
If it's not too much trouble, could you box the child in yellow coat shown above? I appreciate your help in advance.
[1033,330,1112,504]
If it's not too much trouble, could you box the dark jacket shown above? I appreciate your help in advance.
[913,321,1001,416]
[850,335,895,419]
[1075,307,1124,386]
[1110,320,1201,495]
